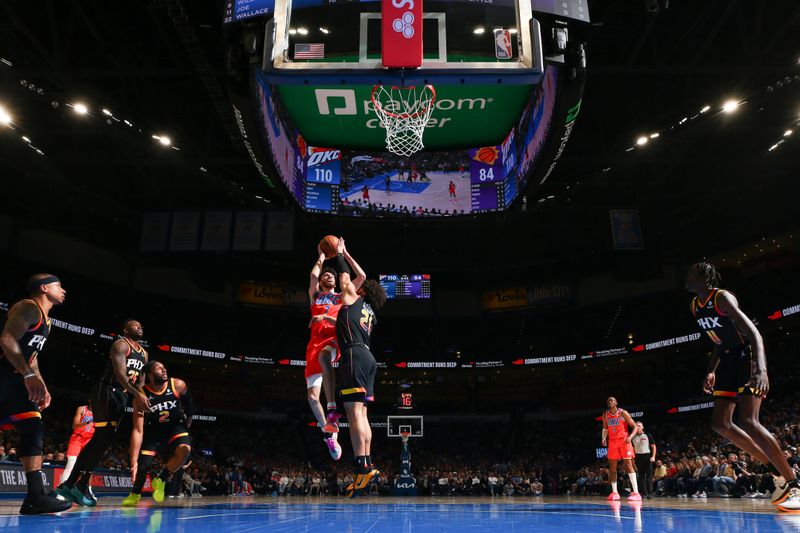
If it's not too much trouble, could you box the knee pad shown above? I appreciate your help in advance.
[16,418,44,458]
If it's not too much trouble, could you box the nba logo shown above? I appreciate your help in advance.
[494,29,512,60]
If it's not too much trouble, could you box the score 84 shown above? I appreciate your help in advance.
[478,168,495,181]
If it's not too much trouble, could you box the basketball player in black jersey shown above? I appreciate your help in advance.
[331,237,387,497]
[0,274,72,514]
[122,360,193,506]
[57,319,150,506]
[687,262,800,511]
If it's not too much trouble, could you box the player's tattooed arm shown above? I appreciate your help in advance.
[110,340,150,410]
[0,301,40,376]
[0,301,49,406]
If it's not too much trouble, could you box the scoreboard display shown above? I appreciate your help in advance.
[379,274,431,300]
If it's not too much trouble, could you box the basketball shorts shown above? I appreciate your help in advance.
[337,345,376,404]
[90,384,128,429]
[608,439,635,461]
[67,431,94,456]
[0,367,41,431]
[140,424,191,457]
[305,335,339,383]
[714,345,755,399]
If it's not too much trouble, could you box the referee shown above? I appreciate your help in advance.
[631,422,656,498]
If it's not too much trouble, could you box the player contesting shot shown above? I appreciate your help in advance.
[331,237,387,497]
[686,262,800,512]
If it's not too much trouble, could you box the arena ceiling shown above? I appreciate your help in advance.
[1,0,798,277]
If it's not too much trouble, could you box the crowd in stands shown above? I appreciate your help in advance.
[3,390,800,499]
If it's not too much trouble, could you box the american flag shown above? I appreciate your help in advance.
[295,43,325,59]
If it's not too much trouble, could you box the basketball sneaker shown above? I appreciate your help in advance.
[322,411,341,434]
[628,492,642,501]
[772,476,794,505]
[151,477,166,503]
[349,469,380,499]
[121,493,141,507]
[325,436,342,461]
[19,492,73,515]
[777,488,800,513]
[607,492,620,501]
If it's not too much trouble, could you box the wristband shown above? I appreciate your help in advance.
[23,371,36,380]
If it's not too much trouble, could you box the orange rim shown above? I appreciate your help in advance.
[370,84,436,119]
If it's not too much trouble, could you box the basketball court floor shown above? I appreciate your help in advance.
[1,496,798,532]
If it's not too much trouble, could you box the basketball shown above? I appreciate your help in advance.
[319,235,339,259]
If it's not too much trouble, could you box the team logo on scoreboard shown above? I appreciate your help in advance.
[307,148,341,168]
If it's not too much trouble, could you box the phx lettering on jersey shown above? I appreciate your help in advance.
[148,400,178,414]
[697,317,722,330]
[27,335,46,352]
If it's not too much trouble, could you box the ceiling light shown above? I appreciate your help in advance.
[102,108,112,116]
[722,100,739,113]
[297,28,308,35]
[0,106,11,125]
[153,135,171,146]
[288,29,297,35]
[473,27,485,35]
[784,129,793,137]
[700,105,710,113]
[649,133,660,139]
[636,136,648,146]
[319,27,329,34]
[73,103,88,115]
[22,136,30,142]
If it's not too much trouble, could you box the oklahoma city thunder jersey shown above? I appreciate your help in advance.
[606,409,629,440]
[310,291,342,339]
[691,289,746,351]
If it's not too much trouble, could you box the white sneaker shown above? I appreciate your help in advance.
[699,491,707,498]
[777,488,800,513]
[690,493,699,498]
[774,476,787,502]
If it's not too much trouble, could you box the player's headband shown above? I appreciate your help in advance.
[28,275,60,294]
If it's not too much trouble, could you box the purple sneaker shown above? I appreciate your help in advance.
[325,437,342,461]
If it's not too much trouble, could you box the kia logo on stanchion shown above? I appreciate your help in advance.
[393,11,415,38]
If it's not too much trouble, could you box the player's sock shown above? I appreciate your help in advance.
[628,473,639,494]
[611,481,618,493]
[75,471,92,491]
[354,456,369,475]
[367,456,373,469]
[61,456,78,481]
[326,402,337,411]
[26,470,45,497]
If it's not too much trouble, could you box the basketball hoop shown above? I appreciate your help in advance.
[370,84,436,156]
[400,430,411,443]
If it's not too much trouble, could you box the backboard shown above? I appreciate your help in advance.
[266,0,543,85]
[388,415,424,438]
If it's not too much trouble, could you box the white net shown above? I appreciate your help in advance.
[370,84,436,157]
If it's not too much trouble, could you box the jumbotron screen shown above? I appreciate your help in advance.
[252,65,559,217]
[379,274,431,300]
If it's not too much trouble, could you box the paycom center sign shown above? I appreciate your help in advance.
[276,85,531,150]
